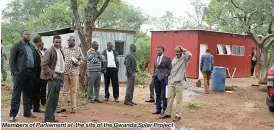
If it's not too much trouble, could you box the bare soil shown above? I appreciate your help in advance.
[2,78,274,130]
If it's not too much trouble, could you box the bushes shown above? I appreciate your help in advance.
[135,70,149,85]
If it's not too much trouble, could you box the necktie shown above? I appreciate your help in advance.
[157,56,160,67]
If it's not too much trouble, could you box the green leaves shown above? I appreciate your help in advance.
[135,32,151,69]
[203,0,274,35]
[95,1,146,31]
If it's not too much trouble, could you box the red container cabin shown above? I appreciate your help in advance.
[150,30,259,79]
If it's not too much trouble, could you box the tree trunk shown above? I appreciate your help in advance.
[78,24,93,92]
[258,47,271,84]
[71,0,110,92]
[79,63,88,92]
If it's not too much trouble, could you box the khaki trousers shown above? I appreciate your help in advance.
[61,75,78,110]
[165,81,184,117]
[202,71,211,93]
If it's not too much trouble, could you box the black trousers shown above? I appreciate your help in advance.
[104,68,119,99]
[31,77,41,111]
[154,77,168,113]
[44,73,63,122]
[9,70,35,117]
[40,79,47,105]
[149,78,155,100]
[251,66,255,76]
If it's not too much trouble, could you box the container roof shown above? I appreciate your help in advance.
[150,29,251,37]
[38,26,136,36]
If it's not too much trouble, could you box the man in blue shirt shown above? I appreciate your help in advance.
[9,30,37,122]
[200,49,214,94]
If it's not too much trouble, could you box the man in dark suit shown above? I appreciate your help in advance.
[152,46,171,114]
[39,42,48,106]
[30,36,45,113]
[124,44,137,106]
[9,30,38,122]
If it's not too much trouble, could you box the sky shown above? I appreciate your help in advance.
[124,0,210,31]
[0,0,210,32]
[124,0,209,17]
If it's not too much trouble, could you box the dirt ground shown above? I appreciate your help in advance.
[1,78,274,130]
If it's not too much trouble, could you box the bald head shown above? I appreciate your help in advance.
[68,35,76,47]
[175,45,184,58]
[107,42,113,51]
[130,44,136,52]
[92,41,99,50]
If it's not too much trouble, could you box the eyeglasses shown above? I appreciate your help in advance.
[55,42,61,43]
[68,40,75,41]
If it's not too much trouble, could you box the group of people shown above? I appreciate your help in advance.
[6,30,137,123]
[6,29,215,123]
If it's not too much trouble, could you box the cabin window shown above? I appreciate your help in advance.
[232,45,245,56]
[217,44,231,55]
[115,41,125,55]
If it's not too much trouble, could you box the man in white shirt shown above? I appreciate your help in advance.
[102,42,120,102]
[41,35,65,122]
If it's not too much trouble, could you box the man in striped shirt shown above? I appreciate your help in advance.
[87,41,106,103]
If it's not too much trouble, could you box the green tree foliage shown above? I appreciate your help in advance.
[203,0,274,80]
[203,0,274,35]
[96,1,147,31]
[1,0,146,48]
[135,32,151,69]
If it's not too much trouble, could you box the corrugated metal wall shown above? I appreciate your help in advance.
[41,30,134,82]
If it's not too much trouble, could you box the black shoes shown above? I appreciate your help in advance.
[24,114,36,118]
[114,98,119,103]
[145,99,155,103]
[172,116,181,122]
[33,109,44,113]
[131,102,137,105]
[89,99,102,103]
[124,102,134,106]
[94,99,102,103]
[152,111,161,114]
[9,117,15,122]
[159,114,171,119]
[57,109,66,113]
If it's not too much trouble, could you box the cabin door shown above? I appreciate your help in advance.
[199,44,208,79]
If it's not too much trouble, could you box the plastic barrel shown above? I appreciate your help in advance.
[211,67,226,92]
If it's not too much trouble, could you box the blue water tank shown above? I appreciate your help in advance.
[211,67,226,92]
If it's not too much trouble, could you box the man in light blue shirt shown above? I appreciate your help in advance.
[200,49,214,94]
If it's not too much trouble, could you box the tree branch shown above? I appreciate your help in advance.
[71,0,82,33]
[267,47,274,71]
[268,17,274,34]
[230,0,245,12]
[249,30,263,47]
[265,37,274,48]
[95,0,110,20]
[71,0,85,47]
[262,32,274,45]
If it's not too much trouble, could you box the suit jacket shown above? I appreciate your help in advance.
[9,40,38,75]
[35,47,47,77]
[153,55,172,81]
[40,46,65,80]
[102,49,119,70]
[124,52,136,77]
